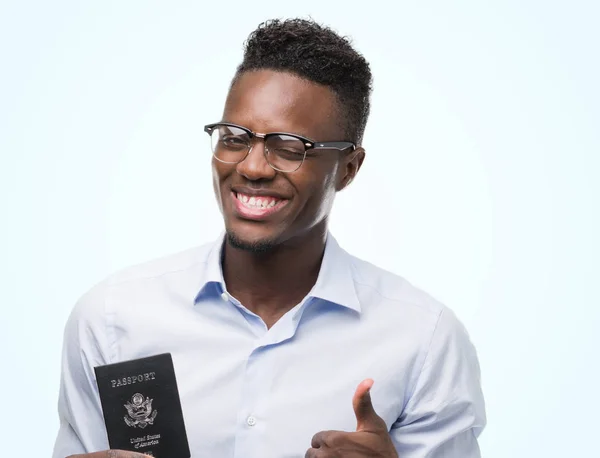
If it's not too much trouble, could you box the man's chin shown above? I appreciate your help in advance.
[226,230,278,254]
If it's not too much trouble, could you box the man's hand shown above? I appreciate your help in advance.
[67,451,152,458]
[305,379,399,458]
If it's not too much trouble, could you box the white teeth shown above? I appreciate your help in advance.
[236,193,281,209]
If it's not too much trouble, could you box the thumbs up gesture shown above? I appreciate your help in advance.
[306,379,398,457]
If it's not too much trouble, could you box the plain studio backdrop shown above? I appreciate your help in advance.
[1,1,598,456]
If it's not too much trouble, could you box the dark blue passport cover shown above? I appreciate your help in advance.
[94,353,190,458]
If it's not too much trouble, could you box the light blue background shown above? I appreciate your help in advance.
[0,1,598,456]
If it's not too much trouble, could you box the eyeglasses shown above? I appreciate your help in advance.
[204,122,355,173]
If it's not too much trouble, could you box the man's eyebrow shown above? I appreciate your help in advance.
[218,121,316,138]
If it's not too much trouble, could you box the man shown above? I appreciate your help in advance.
[54,18,486,458]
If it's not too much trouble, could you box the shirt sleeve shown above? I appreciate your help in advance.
[390,307,486,457]
[52,282,112,458]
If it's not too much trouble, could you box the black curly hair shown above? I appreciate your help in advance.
[233,18,373,145]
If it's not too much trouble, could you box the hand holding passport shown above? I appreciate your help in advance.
[68,451,152,458]
[93,354,191,458]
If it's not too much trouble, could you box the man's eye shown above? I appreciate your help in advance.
[277,148,303,154]
[222,136,247,148]
[272,148,305,160]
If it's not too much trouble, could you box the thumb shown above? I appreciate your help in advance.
[352,378,385,432]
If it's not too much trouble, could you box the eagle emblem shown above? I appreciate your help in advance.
[124,393,157,428]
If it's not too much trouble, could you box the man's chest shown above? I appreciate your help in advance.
[172,335,407,457]
[112,299,425,458]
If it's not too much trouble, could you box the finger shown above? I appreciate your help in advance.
[305,448,327,458]
[68,450,152,458]
[352,378,375,427]
[311,429,339,448]
[112,452,152,458]
[352,378,385,432]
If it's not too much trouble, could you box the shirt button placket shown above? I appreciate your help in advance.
[234,346,271,458]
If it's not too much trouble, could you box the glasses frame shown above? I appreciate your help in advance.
[204,122,356,172]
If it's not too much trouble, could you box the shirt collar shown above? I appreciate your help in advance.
[193,232,361,314]
[193,232,227,301]
[308,234,361,313]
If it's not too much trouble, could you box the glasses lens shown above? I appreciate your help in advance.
[211,125,250,163]
[265,134,306,172]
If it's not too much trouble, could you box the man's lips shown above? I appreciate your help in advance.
[231,191,289,220]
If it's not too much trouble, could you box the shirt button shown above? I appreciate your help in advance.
[220,292,229,302]
[246,416,257,426]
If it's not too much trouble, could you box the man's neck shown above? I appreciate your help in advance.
[221,226,327,328]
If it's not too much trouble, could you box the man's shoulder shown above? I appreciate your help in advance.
[346,253,471,348]
[68,241,216,323]
[105,242,214,287]
[346,251,445,319]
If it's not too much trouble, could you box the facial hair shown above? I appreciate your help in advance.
[226,231,278,254]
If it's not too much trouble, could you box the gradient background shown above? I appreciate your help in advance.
[1,1,598,456]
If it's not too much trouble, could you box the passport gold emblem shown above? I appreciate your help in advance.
[124,393,158,428]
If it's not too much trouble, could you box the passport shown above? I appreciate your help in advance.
[94,353,190,458]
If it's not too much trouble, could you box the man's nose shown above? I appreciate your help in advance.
[235,139,276,180]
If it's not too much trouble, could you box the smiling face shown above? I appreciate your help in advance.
[212,69,363,252]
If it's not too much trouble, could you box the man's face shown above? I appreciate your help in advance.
[212,69,362,251]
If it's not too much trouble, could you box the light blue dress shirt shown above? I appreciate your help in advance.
[53,233,486,458]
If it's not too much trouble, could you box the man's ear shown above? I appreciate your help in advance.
[337,147,366,191]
